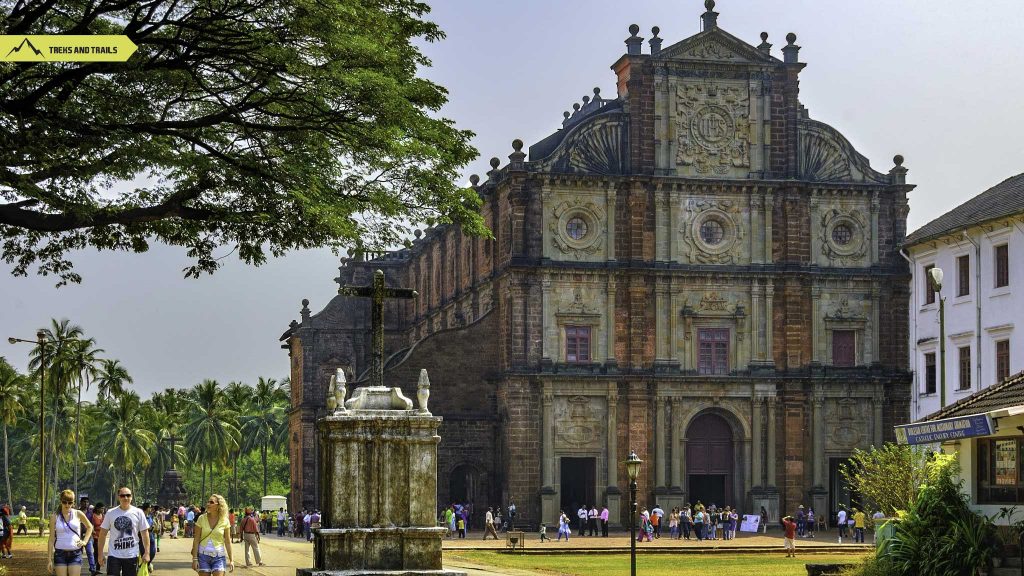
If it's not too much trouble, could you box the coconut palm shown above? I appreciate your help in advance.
[223,381,250,503]
[97,391,155,490]
[240,377,288,497]
[184,379,239,497]
[67,337,103,495]
[0,358,27,507]
[95,358,133,402]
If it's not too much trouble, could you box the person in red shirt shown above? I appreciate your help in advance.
[781,515,797,558]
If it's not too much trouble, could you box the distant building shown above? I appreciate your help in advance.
[282,3,913,526]
[905,174,1024,420]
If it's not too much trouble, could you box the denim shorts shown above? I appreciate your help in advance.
[197,553,227,573]
[53,548,83,566]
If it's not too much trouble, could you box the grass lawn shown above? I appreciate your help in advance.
[446,551,868,576]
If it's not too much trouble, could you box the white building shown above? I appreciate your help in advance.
[905,173,1024,421]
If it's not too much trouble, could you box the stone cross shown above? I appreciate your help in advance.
[163,434,181,469]
[339,269,417,388]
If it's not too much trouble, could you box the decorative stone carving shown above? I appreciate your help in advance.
[699,292,729,312]
[825,297,866,322]
[798,120,888,184]
[549,198,606,260]
[680,198,744,264]
[827,397,866,450]
[685,39,746,62]
[327,368,347,414]
[417,369,431,414]
[544,115,625,175]
[819,208,868,264]
[561,288,600,316]
[554,396,605,449]
[675,83,751,174]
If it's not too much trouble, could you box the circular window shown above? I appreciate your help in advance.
[566,217,588,241]
[699,218,725,245]
[831,224,853,246]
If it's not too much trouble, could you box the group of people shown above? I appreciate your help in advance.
[441,502,483,538]
[552,504,611,541]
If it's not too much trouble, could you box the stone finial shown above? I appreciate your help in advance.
[417,369,431,414]
[300,298,311,322]
[328,368,348,414]
[508,138,526,167]
[469,174,480,186]
[889,154,908,185]
[413,228,422,239]
[701,0,719,31]
[649,26,662,55]
[782,32,800,64]
[758,31,772,53]
[487,157,501,180]
[625,24,643,55]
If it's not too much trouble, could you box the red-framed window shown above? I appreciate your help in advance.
[698,328,730,375]
[832,330,856,367]
[565,326,591,364]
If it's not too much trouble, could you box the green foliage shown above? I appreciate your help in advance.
[839,443,957,517]
[0,0,488,286]
[881,453,997,576]
[1,317,291,512]
[838,555,897,576]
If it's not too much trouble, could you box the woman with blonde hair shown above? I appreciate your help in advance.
[191,494,234,575]
[48,489,94,576]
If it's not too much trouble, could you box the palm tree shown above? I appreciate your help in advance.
[185,379,239,497]
[97,391,155,490]
[0,358,27,507]
[68,338,103,495]
[223,381,250,503]
[95,359,133,402]
[240,377,288,497]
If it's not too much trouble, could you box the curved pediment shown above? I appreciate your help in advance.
[798,119,888,185]
[530,107,627,176]
[658,28,778,65]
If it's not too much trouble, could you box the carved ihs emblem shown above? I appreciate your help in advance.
[556,396,600,448]
[829,398,863,449]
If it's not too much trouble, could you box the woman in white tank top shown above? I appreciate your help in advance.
[48,489,94,576]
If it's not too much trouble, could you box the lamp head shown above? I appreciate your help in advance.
[6,337,15,345]
[624,450,643,481]
[929,267,944,292]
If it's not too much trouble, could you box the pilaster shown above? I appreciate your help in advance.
[870,191,880,265]
[606,185,617,261]
[812,387,824,488]
[765,280,775,364]
[752,395,764,488]
[606,276,617,367]
[766,396,777,488]
[811,285,823,363]
[764,192,774,264]
[655,394,667,489]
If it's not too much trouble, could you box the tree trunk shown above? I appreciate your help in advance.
[74,375,82,497]
[233,454,239,504]
[262,444,268,497]
[201,461,206,498]
[3,424,12,507]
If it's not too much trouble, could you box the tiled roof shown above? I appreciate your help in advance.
[904,173,1024,246]
[921,370,1024,421]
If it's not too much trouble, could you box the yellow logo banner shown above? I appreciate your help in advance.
[0,35,137,62]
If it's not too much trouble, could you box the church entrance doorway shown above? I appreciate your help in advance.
[560,457,596,513]
[448,464,482,506]
[686,412,734,507]
[829,457,860,517]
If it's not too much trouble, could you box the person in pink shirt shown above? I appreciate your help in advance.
[600,506,609,537]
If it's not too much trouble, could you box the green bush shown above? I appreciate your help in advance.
[839,555,897,576]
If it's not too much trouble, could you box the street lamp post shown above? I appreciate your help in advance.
[929,267,946,408]
[8,330,47,534]
[624,450,642,576]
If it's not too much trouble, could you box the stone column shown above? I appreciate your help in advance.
[871,283,880,364]
[743,439,752,499]
[655,394,667,488]
[811,285,822,363]
[542,277,553,362]
[655,282,670,362]
[809,193,820,264]
[752,396,763,488]
[751,193,763,264]
[751,280,763,361]
[606,185,617,261]
[679,439,688,495]
[765,280,775,363]
[873,390,884,447]
[870,191,880,265]
[766,396,777,488]
[812,389,824,487]
[655,186,666,262]
[542,385,554,487]
[669,278,679,363]
[764,192,774,264]
[606,383,621,527]
[670,397,682,489]
[606,277,617,366]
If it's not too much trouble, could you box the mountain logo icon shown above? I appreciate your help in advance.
[5,37,44,59]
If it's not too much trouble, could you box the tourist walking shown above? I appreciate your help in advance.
[140,502,157,572]
[170,511,179,539]
[97,487,150,576]
[241,508,266,567]
[576,505,587,536]
[557,511,570,541]
[48,490,94,576]
[637,509,653,542]
[668,508,679,539]
[277,508,287,536]
[15,506,27,535]
[680,505,692,540]
[781,515,797,558]
[0,506,12,559]
[796,505,805,537]
[483,508,499,540]
[836,506,847,542]
[651,504,664,538]
[588,505,598,536]
[806,507,816,538]
[190,494,234,576]
[760,505,768,534]
[89,503,105,574]
[600,505,609,537]
[693,507,704,541]
[853,508,866,543]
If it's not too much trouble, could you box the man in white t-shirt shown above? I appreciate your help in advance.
[836,507,847,542]
[98,486,150,576]
[277,508,287,537]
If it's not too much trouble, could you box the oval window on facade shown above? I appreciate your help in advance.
[699,218,725,246]
[566,216,588,241]
[832,223,853,246]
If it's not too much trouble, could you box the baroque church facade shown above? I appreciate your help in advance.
[283,2,912,527]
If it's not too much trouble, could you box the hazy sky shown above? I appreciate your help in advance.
[3,0,1023,398]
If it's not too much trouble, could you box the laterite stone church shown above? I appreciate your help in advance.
[282,2,913,527]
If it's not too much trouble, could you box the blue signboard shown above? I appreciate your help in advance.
[895,414,995,445]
